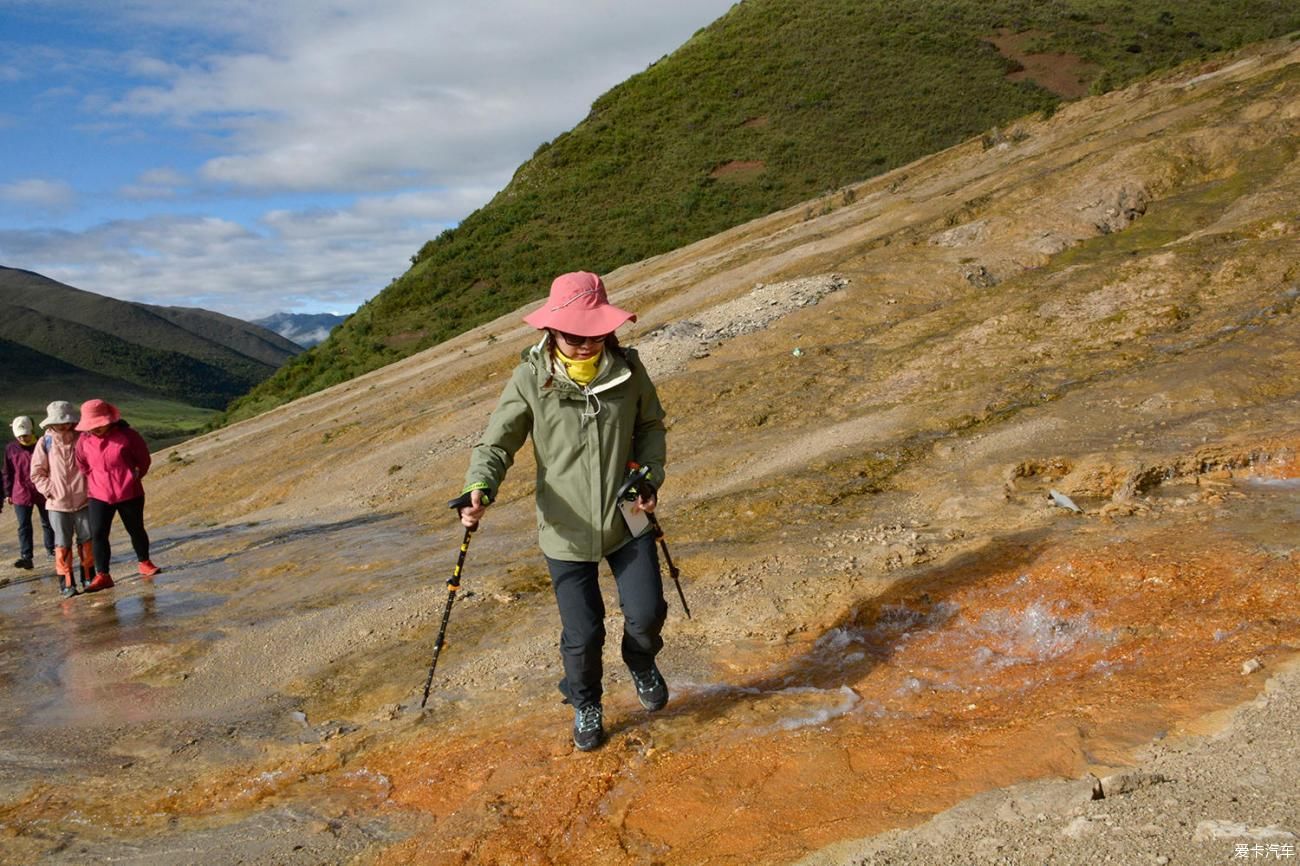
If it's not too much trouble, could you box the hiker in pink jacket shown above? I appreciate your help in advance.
[30,401,95,597]
[74,399,159,592]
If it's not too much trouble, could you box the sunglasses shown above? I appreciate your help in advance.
[554,330,609,346]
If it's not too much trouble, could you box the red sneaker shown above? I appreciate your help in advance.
[86,573,115,593]
[138,560,160,577]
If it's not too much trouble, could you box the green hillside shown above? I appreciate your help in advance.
[0,267,303,445]
[228,0,1300,422]
[0,303,269,408]
[0,267,301,410]
[0,339,215,449]
[144,305,305,368]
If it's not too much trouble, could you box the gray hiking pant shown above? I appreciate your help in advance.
[49,508,92,548]
[545,532,666,710]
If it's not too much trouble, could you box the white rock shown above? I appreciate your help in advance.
[1192,820,1296,842]
[1062,816,1099,839]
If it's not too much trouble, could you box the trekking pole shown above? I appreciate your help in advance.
[419,523,475,709]
[618,463,691,620]
[647,512,691,620]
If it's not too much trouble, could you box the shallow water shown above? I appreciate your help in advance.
[0,480,1295,864]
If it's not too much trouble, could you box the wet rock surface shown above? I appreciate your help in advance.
[1,37,1298,866]
[800,657,1300,866]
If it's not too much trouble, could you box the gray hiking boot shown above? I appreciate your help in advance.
[572,703,605,751]
[631,665,669,712]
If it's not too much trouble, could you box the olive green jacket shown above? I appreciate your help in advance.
[464,338,667,561]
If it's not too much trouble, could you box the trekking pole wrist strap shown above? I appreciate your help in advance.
[448,486,493,510]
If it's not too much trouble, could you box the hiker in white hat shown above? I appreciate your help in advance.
[30,401,96,597]
[3,415,54,570]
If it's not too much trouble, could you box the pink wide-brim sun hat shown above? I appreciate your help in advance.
[522,271,636,337]
[75,398,121,432]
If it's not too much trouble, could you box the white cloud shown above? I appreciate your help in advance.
[0,187,472,318]
[1,0,737,321]
[104,0,736,193]
[139,167,189,186]
[0,178,77,212]
[262,186,496,241]
[123,53,182,80]
[119,166,191,200]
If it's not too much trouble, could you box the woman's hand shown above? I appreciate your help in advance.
[459,489,488,528]
[635,489,657,514]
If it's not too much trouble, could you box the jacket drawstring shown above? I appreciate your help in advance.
[581,388,602,421]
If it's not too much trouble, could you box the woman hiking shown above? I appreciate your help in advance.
[3,416,55,570]
[74,399,159,591]
[453,271,669,752]
[30,401,96,597]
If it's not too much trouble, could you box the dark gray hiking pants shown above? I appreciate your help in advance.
[88,496,149,572]
[13,503,53,560]
[545,532,666,709]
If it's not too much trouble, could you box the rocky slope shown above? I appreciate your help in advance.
[0,38,1296,865]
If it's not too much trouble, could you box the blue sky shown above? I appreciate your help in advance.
[0,0,735,320]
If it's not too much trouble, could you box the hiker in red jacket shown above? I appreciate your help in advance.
[74,399,159,592]
[3,415,55,570]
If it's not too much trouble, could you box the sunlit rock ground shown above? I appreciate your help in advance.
[0,38,1297,865]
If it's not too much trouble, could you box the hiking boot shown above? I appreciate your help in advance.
[138,560,160,577]
[13,558,33,570]
[631,665,669,712]
[572,703,605,752]
[86,573,115,593]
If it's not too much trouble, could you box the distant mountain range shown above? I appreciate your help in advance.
[251,312,347,348]
[0,266,301,443]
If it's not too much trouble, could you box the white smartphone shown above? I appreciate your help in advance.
[618,500,651,537]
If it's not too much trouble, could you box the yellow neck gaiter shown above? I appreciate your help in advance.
[556,348,602,386]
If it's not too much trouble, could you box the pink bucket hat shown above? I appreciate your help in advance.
[75,398,121,432]
[522,271,636,337]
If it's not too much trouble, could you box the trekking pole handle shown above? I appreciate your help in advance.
[449,490,490,531]
[617,463,653,503]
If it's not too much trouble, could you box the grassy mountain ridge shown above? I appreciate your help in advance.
[228,0,1300,421]
[0,302,261,408]
[143,304,305,368]
[0,266,301,444]
[0,267,300,377]
[0,336,82,380]
[0,336,214,447]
